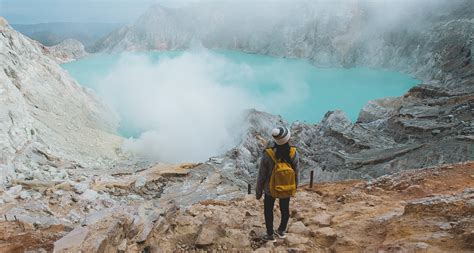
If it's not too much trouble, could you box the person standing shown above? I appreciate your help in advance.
[256,126,299,242]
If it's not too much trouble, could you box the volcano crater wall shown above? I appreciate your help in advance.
[93,1,474,87]
[93,1,474,183]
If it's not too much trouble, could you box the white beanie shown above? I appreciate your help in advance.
[271,127,291,145]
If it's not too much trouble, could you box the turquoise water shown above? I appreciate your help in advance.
[62,50,419,137]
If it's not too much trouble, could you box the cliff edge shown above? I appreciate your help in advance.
[0,17,122,187]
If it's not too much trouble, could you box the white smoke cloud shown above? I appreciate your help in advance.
[96,49,308,163]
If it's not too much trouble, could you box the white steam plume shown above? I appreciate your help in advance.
[96,50,308,163]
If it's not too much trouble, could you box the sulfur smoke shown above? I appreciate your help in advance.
[96,50,308,163]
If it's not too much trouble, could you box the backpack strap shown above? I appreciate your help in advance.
[289,147,297,159]
[266,147,297,162]
[265,148,277,163]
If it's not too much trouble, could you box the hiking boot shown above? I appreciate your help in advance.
[274,229,287,239]
[261,234,276,242]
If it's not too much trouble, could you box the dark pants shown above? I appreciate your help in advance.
[264,194,290,236]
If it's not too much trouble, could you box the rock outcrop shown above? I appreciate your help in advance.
[214,85,473,187]
[47,38,88,63]
[0,16,123,187]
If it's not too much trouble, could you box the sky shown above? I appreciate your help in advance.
[0,0,287,24]
[1,0,455,24]
[0,0,175,24]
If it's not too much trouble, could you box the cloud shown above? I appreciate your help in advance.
[0,0,158,23]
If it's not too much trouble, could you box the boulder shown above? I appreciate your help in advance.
[134,212,162,243]
[224,229,251,248]
[320,110,352,133]
[53,226,89,253]
[176,214,197,226]
[76,221,126,252]
[313,227,337,246]
[414,242,430,250]
[2,185,22,202]
[80,189,98,202]
[82,208,117,226]
[117,239,127,252]
[72,182,89,194]
[309,212,333,227]
[288,221,311,236]
[357,97,400,123]
[432,129,441,135]
[285,234,309,247]
[19,191,31,200]
[195,224,223,247]
[134,176,147,189]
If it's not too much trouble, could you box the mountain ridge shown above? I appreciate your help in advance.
[93,1,474,85]
[11,22,124,50]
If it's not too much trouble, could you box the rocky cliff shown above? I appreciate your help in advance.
[0,17,123,188]
[225,83,473,187]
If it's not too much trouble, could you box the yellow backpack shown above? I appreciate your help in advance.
[266,147,297,199]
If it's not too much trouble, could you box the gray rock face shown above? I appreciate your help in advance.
[357,97,401,124]
[230,86,473,185]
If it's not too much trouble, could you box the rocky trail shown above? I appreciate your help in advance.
[1,162,472,252]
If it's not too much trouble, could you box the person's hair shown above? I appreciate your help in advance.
[275,142,292,163]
